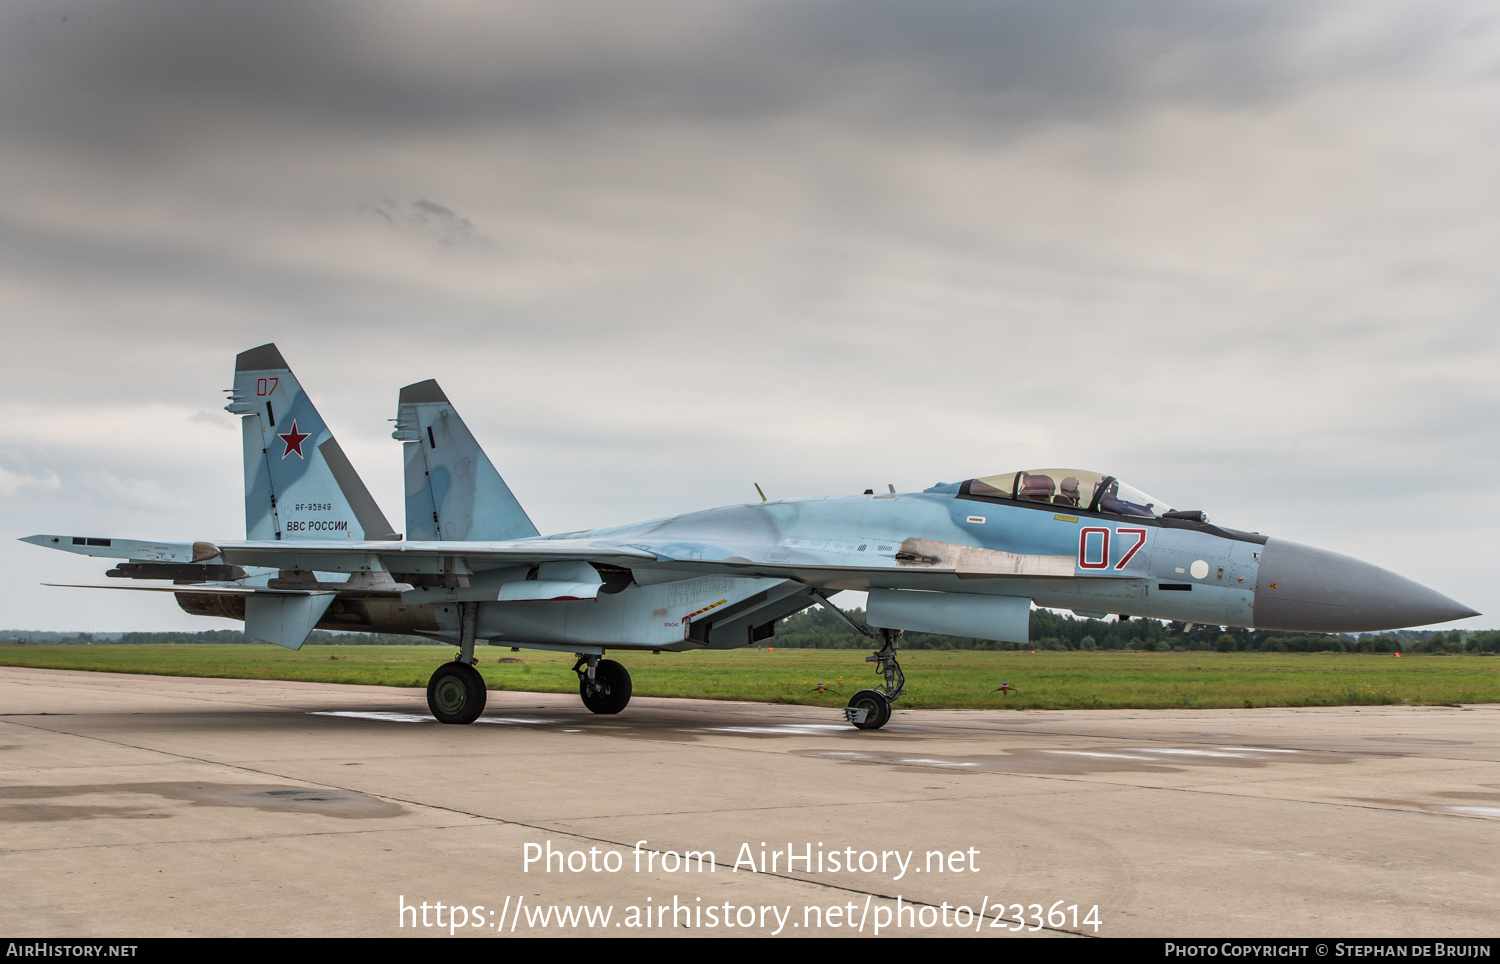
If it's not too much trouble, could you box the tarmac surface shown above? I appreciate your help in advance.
[1,665,1497,938]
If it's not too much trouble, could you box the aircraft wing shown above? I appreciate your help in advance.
[20,534,219,563]
[209,537,992,581]
[43,582,336,595]
[210,537,663,571]
[27,531,1080,582]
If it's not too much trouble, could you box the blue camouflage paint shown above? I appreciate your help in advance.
[23,344,1479,661]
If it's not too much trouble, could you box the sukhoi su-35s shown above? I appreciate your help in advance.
[24,345,1478,729]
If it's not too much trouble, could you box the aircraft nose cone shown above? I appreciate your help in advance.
[1254,538,1478,632]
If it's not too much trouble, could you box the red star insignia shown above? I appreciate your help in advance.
[277,419,310,460]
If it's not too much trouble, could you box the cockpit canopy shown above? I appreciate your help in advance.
[968,468,1174,519]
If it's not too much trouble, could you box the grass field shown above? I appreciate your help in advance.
[1,644,1497,710]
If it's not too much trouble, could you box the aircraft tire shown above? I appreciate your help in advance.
[580,659,632,715]
[846,689,892,730]
[427,662,487,724]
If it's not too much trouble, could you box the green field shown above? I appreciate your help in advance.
[1,644,1496,710]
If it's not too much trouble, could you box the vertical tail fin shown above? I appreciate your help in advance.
[225,344,399,542]
[393,380,538,542]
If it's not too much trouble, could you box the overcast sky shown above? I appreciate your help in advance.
[3,0,1497,632]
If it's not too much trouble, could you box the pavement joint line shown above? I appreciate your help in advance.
[0,822,486,857]
[1,675,354,712]
[8,713,1493,824]
[0,717,999,860]
[530,791,1014,821]
[0,714,1097,938]
[7,671,1498,936]
[0,715,563,824]
[335,705,1495,769]
[10,697,1499,829]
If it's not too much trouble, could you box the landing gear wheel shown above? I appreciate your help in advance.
[579,659,632,715]
[845,689,892,730]
[427,661,487,724]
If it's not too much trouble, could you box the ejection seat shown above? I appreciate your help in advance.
[1017,473,1055,503]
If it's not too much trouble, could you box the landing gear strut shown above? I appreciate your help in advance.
[427,602,487,724]
[845,629,904,731]
[574,654,632,715]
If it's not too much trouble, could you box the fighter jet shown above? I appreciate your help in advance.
[23,345,1478,730]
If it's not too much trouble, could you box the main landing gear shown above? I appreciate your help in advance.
[845,628,905,731]
[574,655,632,714]
[427,602,487,724]
[427,661,487,724]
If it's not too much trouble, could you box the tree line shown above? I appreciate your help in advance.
[768,606,1498,654]
[0,629,440,646]
[3,610,1494,653]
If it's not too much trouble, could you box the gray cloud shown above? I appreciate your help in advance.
[1,0,1473,150]
[1,1,1497,630]
[364,197,488,249]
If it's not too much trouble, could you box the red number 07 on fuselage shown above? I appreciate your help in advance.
[1078,527,1148,571]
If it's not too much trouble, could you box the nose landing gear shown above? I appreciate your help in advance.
[844,628,904,730]
[845,688,892,730]
[574,654,632,714]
